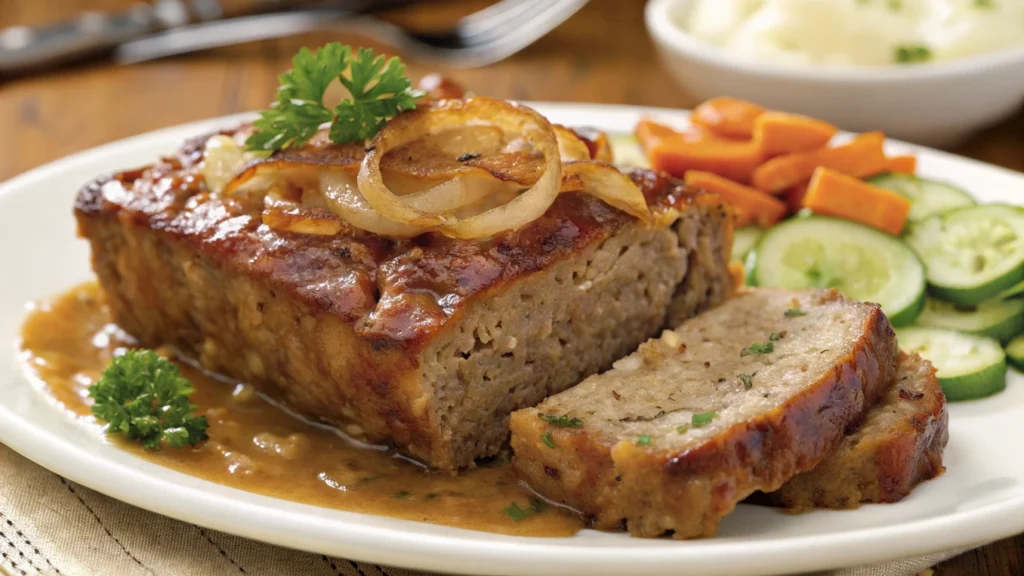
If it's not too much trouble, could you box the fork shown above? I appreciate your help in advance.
[114,0,590,68]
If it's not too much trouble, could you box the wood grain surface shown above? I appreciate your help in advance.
[1,1,1022,574]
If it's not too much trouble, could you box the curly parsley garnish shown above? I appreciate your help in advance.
[538,413,583,428]
[245,43,424,152]
[88,350,208,450]
[740,341,774,356]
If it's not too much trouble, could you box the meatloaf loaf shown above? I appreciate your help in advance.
[768,351,948,509]
[510,289,898,538]
[74,131,734,469]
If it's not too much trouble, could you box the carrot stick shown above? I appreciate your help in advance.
[885,155,917,175]
[685,170,788,227]
[751,131,889,193]
[753,112,838,157]
[802,167,911,235]
[635,119,680,151]
[691,97,765,140]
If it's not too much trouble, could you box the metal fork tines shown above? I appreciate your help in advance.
[114,0,591,68]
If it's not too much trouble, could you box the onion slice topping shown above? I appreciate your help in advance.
[358,98,562,237]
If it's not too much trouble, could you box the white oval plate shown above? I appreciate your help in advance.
[1,104,1023,576]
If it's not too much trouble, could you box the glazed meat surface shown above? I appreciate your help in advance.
[75,129,734,469]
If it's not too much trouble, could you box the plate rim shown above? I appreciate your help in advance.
[2,102,1023,576]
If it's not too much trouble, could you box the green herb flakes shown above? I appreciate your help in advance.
[692,411,716,427]
[538,413,584,428]
[738,373,754,390]
[740,342,774,356]
[784,308,806,317]
[895,45,932,64]
[541,430,556,449]
[676,424,691,434]
[769,332,781,341]
[636,435,652,446]
[503,499,548,523]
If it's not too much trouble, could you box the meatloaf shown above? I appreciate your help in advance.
[510,288,898,538]
[74,131,734,470]
[768,351,948,509]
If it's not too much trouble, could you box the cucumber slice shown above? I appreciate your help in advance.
[731,226,763,262]
[905,204,1024,306]
[748,216,926,326]
[867,173,975,223]
[915,297,1024,343]
[897,327,1007,401]
[609,134,650,169]
[997,280,1024,300]
[1006,334,1024,371]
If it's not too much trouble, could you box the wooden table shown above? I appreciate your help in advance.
[1,1,1022,574]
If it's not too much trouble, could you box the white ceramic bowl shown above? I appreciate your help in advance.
[645,0,1024,147]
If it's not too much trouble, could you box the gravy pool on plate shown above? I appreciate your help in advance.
[19,282,583,538]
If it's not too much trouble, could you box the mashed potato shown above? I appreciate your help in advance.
[683,0,1024,67]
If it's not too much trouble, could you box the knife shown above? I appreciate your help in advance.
[0,0,413,75]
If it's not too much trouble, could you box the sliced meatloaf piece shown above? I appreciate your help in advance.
[767,351,948,509]
[510,289,898,538]
[74,130,734,470]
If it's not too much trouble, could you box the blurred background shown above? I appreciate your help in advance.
[2,0,1022,185]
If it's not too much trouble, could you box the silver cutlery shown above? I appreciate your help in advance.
[115,0,589,68]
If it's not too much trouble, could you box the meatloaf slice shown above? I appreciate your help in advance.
[74,130,734,470]
[510,288,898,538]
[767,351,948,509]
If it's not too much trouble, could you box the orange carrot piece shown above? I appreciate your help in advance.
[753,112,839,157]
[885,155,917,175]
[635,119,680,152]
[751,131,889,194]
[685,170,788,227]
[649,139,764,184]
[691,97,766,140]
[783,183,809,214]
[802,167,911,235]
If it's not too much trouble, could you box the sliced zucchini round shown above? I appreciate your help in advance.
[915,297,1024,343]
[1006,334,1024,371]
[867,173,975,224]
[905,204,1024,306]
[897,327,1007,401]
[748,216,926,326]
[731,226,763,263]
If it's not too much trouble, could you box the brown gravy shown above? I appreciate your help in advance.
[20,282,583,537]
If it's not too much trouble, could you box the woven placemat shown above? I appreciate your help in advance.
[0,443,974,576]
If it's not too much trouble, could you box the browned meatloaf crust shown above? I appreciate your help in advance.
[74,129,734,469]
[767,351,948,509]
[510,289,898,538]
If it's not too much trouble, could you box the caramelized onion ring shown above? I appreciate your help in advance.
[358,98,562,237]
[320,171,427,238]
[553,125,593,162]
[560,161,652,222]
[262,194,344,236]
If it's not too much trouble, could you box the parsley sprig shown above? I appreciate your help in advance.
[245,43,424,152]
[88,350,208,450]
